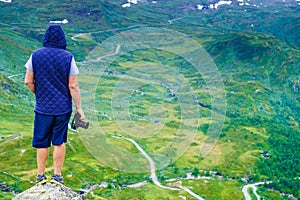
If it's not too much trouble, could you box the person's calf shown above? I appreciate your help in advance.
[53,143,66,176]
[37,148,49,175]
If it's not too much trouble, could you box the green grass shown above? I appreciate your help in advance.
[0,1,299,198]
[257,187,291,200]
[0,191,14,200]
[86,183,196,200]
[0,28,39,75]
[181,179,243,200]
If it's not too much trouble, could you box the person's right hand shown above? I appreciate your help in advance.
[76,108,85,120]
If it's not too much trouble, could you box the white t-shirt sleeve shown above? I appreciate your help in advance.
[25,54,33,71]
[69,57,79,76]
[25,54,79,76]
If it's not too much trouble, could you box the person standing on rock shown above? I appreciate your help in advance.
[24,25,85,185]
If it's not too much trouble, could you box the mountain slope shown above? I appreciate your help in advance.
[0,1,299,199]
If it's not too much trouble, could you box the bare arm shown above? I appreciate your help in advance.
[24,69,35,94]
[69,75,85,120]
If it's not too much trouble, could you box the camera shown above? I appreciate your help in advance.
[71,113,89,130]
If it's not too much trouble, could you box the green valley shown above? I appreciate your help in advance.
[0,0,299,199]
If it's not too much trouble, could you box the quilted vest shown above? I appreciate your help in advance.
[32,25,72,115]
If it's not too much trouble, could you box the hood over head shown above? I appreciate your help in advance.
[43,25,66,50]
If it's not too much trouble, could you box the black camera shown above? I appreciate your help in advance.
[71,113,89,130]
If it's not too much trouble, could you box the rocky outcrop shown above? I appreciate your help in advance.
[13,183,85,200]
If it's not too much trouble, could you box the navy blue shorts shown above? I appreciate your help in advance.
[32,111,72,148]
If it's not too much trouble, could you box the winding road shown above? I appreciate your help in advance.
[71,24,144,41]
[7,73,23,79]
[123,137,180,191]
[113,136,205,200]
[70,26,274,200]
[242,181,271,200]
[88,44,120,62]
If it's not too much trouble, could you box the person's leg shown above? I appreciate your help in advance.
[51,112,71,185]
[33,112,53,180]
[53,143,66,176]
[37,148,49,175]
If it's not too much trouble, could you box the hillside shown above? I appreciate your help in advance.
[0,0,299,199]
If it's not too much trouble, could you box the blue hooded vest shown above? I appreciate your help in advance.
[32,25,73,115]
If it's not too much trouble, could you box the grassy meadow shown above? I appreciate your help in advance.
[1,0,300,199]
